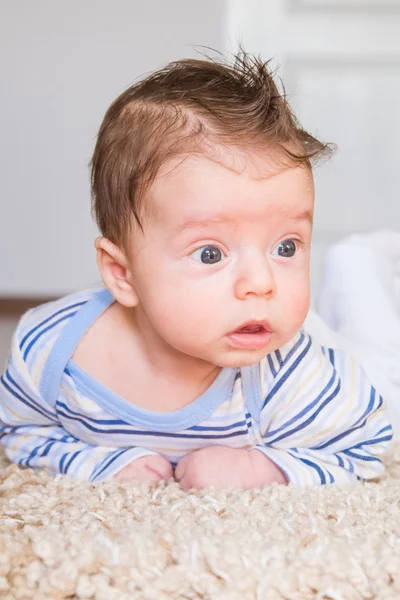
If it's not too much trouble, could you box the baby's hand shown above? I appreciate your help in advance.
[175,446,287,491]
[113,454,174,483]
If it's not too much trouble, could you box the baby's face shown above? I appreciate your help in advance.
[127,147,314,367]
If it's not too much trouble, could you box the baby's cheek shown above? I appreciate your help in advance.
[295,293,310,327]
[150,285,213,343]
[284,286,310,333]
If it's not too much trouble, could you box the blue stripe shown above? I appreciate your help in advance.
[296,457,326,484]
[91,448,132,482]
[351,388,379,429]
[264,369,337,439]
[1,374,58,423]
[0,423,47,434]
[342,449,381,462]
[56,400,250,432]
[309,414,373,452]
[56,401,128,425]
[267,354,277,377]
[64,451,81,474]
[262,335,312,410]
[25,438,52,467]
[352,434,393,449]
[375,425,393,436]
[328,348,335,366]
[0,424,17,433]
[23,312,79,360]
[20,301,87,350]
[275,349,283,368]
[267,379,341,445]
[41,440,58,457]
[310,390,382,451]
[91,447,119,476]
[56,408,249,439]
[190,419,251,432]
[4,370,57,421]
[334,452,354,473]
[281,331,306,367]
[59,453,69,473]
[336,454,345,468]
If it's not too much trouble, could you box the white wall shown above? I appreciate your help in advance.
[2,1,399,302]
[0,0,227,296]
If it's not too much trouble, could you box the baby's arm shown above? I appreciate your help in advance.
[0,327,170,483]
[251,332,393,486]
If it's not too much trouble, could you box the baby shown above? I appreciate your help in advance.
[0,50,393,490]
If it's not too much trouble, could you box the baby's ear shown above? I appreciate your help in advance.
[95,237,139,307]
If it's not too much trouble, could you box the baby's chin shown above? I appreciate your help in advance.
[176,331,297,369]
[207,333,295,368]
[210,347,277,369]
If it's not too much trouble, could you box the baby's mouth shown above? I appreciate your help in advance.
[235,323,266,334]
[232,320,272,335]
[227,320,273,350]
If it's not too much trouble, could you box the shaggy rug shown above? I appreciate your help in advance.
[0,445,400,600]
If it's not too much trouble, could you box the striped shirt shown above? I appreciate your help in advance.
[0,286,393,485]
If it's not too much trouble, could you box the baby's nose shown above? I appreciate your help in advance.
[234,254,276,300]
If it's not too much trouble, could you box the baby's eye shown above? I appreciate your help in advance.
[190,245,225,264]
[272,239,298,258]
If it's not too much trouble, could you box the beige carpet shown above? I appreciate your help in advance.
[1,445,400,600]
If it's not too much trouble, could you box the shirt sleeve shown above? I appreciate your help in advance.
[0,313,159,482]
[251,330,394,487]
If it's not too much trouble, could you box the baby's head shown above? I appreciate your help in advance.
[91,48,334,368]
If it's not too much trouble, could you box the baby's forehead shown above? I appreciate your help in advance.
[151,146,314,205]
[155,145,290,183]
[145,156,313,233]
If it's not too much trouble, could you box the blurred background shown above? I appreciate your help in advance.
[1,0,399,365]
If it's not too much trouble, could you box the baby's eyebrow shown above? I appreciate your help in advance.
[173,209,313,235]
[172,215,233,234]
[288,209,314,225]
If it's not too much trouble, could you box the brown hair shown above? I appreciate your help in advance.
[90,46,334,250]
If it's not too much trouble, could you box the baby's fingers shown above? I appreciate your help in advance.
[178,475,194,492]
[114,465,160,483]
[174,454,190,482]
[114,455,173,483]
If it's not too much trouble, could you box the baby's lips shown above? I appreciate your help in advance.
[236,324,264,333]
[232,320,272,334]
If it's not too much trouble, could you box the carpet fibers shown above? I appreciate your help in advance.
[0,444,400,600]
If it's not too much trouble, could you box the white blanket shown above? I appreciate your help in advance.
[305,231,400,440]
